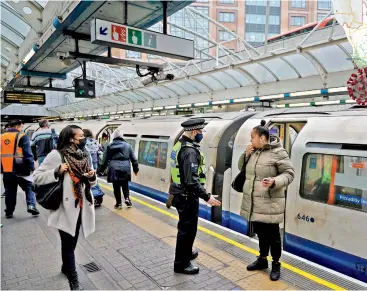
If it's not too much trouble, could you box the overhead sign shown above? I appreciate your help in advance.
[4,91,46,105]
[91,19,194,60]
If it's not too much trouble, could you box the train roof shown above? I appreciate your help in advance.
[253,105,367,118]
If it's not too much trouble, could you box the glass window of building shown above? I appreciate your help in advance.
[318,0,332,10]
[317,13,328,21]
[291,0,306,8]
[246,14,280,25]
[246,0,280,7]
[246,32,265,42]
[219,30,234,41]
[219,12,235,23]
[170,6,209,56]
[220,0,235,4]
[138,141,168,169]
[291,16,306,26]
[301,153,367,213]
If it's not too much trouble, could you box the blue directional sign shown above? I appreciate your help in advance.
[100,26,108,36]
[91,19,194,60]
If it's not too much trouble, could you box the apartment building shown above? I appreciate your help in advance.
[113,0,333,60]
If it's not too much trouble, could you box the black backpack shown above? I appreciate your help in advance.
[45,129,58,153]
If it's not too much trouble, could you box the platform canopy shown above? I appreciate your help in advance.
[0,2,356,117]
[52,8,355,118]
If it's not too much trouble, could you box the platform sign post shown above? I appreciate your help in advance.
[91,19,194,60]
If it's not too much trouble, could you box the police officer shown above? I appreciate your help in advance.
[0,120,39,218]
[169,118,221,275]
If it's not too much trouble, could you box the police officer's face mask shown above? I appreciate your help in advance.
[194,131,203,143]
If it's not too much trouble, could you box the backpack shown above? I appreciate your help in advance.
[45,129,58,153]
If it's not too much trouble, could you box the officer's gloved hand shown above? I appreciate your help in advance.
[207,195,221,206]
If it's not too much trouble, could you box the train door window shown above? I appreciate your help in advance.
[269,122,306,154]
[124,139,136,150]
[26,130,35,139]
[138,140,168,169]
[98,125,120,145]
[225,130,238,170]
[301,153,367,213]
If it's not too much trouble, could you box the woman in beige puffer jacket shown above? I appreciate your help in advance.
[238,120,294,281]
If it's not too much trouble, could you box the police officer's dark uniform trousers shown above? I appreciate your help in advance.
[169,119,211,275]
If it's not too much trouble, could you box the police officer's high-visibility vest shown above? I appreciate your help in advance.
[0,132,24,173]
[170,140,207,186]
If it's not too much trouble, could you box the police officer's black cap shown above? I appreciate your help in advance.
[181,118,206,131]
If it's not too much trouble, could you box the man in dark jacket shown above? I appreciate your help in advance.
[0,120,39,218]
[99,129,139,209]
[169,118,221,274]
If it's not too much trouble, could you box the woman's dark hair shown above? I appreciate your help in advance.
[253,119,269,140]
[57,125,83,151]
[102,133,108,139]
[83,129,94,139]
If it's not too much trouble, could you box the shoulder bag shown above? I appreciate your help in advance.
[231,154,250,192]
[32,151,65,210]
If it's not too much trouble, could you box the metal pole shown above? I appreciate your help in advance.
[124,1,128,25]
[298,9,333,49]
[82,61,86,79]
[162,1,168,34]
[264,0,270,54]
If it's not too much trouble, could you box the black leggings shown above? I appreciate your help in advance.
[253,222,281,262]
[59,213,82,274]
[112,180,130,204]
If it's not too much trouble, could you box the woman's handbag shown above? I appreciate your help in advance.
[231,154,249,192]
[32,152,65,210]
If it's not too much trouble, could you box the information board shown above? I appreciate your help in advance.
[4,91,46,105]
[91,19,194,60]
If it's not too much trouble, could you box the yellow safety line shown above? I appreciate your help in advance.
[99,182,345,290]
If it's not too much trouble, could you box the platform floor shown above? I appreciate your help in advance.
[1,179,365,290]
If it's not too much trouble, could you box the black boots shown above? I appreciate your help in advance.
[247,256,268,271]
[270,261,281,281]
[67,271,80,290]
[247,257,281,281]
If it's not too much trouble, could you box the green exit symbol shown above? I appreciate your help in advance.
[128,28,142,46]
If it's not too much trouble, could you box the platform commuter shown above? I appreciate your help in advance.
[169,118,221,275]
[33,125,97,290]
[98,128,139,209]
[83,129,105,206]
[1,119,39,218]
[31,119,58,166]
[239,120,295,281]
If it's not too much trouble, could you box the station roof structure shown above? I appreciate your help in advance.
[1,2,356,117]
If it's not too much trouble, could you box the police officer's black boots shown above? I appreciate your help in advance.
[174,263,199,275]
[191,249,199,260]
[166,194,174,208]
[270,261,281,281]
[246,256,268,271]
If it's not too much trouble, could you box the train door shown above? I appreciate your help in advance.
[267,120,307,234]
[213,114,255,225]
[286,140,367,282]
[136,135,170,192]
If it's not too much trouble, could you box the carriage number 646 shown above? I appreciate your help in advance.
[297,213,315,223]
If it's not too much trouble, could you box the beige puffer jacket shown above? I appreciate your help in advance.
[238,136,294,224]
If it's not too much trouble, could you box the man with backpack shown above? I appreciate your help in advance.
[31,120,58,165]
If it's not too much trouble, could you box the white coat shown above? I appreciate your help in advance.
[33,150,96,238]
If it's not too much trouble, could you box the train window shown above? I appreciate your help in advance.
[138,140,168,169]
[26,130,35,139]
[124,139,136,150]
[301,153,367,213]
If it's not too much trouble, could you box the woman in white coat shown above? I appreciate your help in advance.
[33,125,96,290]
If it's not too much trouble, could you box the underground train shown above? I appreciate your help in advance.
[23,105,367,283]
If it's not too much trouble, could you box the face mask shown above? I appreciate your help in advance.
[195,133,203,143]
[76,138,87,150]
